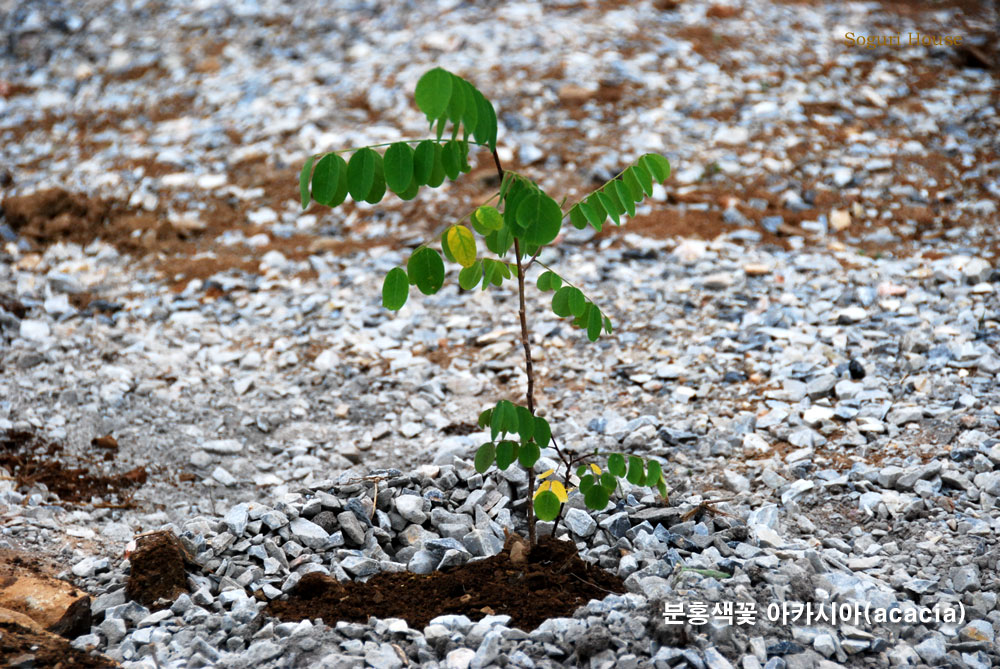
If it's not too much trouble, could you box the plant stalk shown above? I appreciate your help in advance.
[493,148,537,547]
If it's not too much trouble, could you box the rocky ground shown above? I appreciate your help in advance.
[1,0,999,667]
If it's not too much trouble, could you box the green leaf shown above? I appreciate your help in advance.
[347,148,378,202]
[440,229,456,264]
[364,153,386,204]
[604,316,613,334]
[496,440,518,470]
[407,247,445,295]
[599,471,616,493]
[311,154,338,206]
[396,179,420,201]
[472,205,503,234]
[473,89,497,150]
[552,286,573,318]
[585,194,607,231]
[425,143,446,188]
[503,179,531,232]
[631,163,654,196]
[569,205,588,230]
[646,459,662,486]
[587,304,602,341]
[478,409,492,428]
[384,142,414,195]
[415,67,453,123]
[584,485,610,511]
[627,455,644,485]
[485,227,513,257]
[615,179,636,218]
[441,140,462,180]
[413,140,436,186]
[515,405,534,442]
[491,400,517,437]
[657,479,669,499]
[446,225,477,268]
[446,74,467,133]
[533,490,561,521]
[518,441,540,467]
[474,442,495,474]
[536,271,562,292]
[579,473,595,494]
[641,153,671,183]
[568,288,586,317]
[608,454,626,477]
[516,191,563,247]
[622,167,644,202]
[459,260,482,290]
[596,191,620,226]
[680,567,732,580]
[533,416,551,449]
[299,155,315,210]
[382,267,409,311]
[459,79,478,140]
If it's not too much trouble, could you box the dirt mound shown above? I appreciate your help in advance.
[267,535,625,632]
[125,531,195,610]
[0,429,147,505]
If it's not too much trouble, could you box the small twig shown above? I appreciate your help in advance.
[570,572,618,595]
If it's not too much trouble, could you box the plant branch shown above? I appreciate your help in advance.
[494,148,537,547]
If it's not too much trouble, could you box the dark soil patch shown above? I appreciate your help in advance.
[0,614,116,668]
[267,536,624,631]
[0,429,147,505]
[126,531,195,609]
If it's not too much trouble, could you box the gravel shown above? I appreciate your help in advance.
[2,0,999,667]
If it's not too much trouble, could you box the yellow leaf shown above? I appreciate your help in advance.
[550,480,568,503]
[589,463,601,476]
[533,480,551,499]
[446,225,477,268]
[538,468,554,480]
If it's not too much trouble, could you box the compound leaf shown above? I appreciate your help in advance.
[446,225,477,267]
[407,247,445,295]
[415,67,453,123]
[384,142,414,195]
[299,155,315,210]
[533,489,561,521]
[381,267,409,311]
[474,442,495,474]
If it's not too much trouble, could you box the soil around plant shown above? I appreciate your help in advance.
[0,429,147,505]
[125,531,196,610]
[267,535,625,632]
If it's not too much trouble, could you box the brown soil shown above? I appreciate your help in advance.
[1,609,117,668]
[126,531,195,609]
[267,536,624,631]
[0,429,147,505]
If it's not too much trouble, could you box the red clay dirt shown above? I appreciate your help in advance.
[267,535,625,632]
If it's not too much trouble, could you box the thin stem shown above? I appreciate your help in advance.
[494,148,537,547]
[316,138,496,157]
